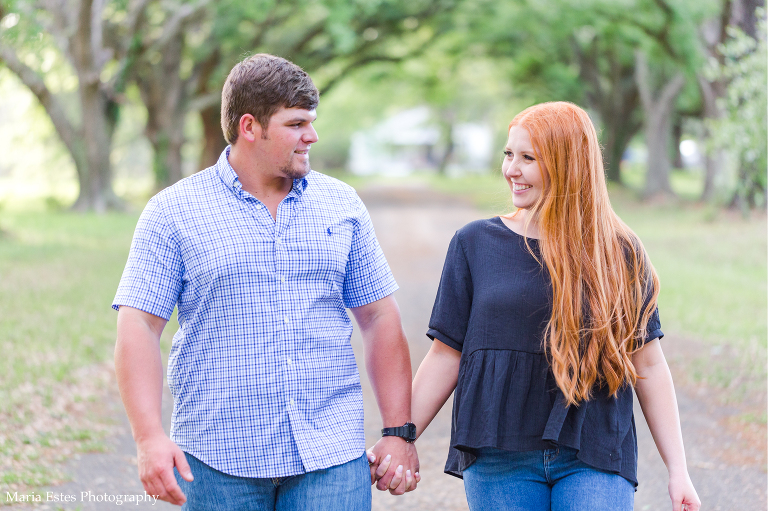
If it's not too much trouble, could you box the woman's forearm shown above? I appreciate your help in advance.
[632,340,688,475]
[411,339,461,439]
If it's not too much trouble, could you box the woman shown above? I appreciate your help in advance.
[371,102,700,510]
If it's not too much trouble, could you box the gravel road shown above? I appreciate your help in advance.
[16,183,765,510]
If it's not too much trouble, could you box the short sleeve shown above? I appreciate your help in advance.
[636,245,663,345]
[112,197,184,320]
[426,232,473,352]
[342,196,398,308]
[644,307,663,343]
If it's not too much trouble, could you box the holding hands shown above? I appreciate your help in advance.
[367,436,420,495]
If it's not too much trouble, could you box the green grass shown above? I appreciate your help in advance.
[0,211,140,495]
[0,212,137,394]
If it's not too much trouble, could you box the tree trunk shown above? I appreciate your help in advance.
[0,20,123,212]
[697,75,726,201]
[635,52,686,199]
[600,110,641,184]
[71,84,122,212]
[576,42,642,184]
[199,103,228,170]
[137,32,186,189]
[436,110,455,175]
[671,117,683,169]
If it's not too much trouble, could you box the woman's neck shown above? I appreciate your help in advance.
[500,209,542,239]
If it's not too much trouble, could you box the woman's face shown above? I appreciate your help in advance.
[502,125,548,210]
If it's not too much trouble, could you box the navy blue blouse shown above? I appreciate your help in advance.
[426,217,663,486]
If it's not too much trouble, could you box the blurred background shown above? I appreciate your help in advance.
[0,0,765,508]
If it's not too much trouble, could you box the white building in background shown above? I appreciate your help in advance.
[348,106,494,176]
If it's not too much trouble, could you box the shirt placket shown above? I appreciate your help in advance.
[274,197,297,419]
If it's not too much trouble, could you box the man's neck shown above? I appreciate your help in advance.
[228,144,293,220]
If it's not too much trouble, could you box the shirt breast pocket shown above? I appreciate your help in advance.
[290,221,354,280]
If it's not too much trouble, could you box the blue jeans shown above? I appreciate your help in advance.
[463,447,634,511]
[174,452,371,511]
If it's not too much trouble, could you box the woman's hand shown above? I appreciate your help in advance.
[366,447,421,494]
[669,471,701,511]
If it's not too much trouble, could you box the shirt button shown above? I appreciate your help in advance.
[284,316,289,323]
[256,204,263,209]
[280,276,286,283]
[275,237,281,244]
[287,358,292,365]
[289,398,295,407]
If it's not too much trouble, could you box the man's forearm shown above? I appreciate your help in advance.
[357,299,412,426]
[115,307,167,442]
[352,295,419,494]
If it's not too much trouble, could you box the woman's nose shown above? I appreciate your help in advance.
[504,161,521,178]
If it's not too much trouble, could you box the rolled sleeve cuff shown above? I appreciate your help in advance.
[645,328,664,344]
[112,296,175,321]
[426,328,463,352]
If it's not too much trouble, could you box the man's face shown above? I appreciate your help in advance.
[259,106,318,179]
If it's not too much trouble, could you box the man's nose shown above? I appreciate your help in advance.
[304,125,319,144]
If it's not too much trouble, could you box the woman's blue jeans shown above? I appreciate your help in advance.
[463,447,634,511]
[174,452,371,511]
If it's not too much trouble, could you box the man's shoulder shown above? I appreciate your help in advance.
[150,167,219,208]
[305,170,358,202]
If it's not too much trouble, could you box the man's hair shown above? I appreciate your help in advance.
[221,54,319,144]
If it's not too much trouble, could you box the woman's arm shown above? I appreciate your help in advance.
[411,338,462,439]
[632,339,701,511]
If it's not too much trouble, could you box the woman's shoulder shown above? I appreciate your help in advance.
[455,217,503,240]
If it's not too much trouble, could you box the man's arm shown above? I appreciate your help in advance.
[350,294,418,495]
[115,306,193,506]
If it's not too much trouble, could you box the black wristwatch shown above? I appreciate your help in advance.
[381,422,417,443]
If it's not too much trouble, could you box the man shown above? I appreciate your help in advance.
[113,54,418,510]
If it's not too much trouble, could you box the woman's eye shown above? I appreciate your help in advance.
[524,155,535,161]
[503,150,513,157]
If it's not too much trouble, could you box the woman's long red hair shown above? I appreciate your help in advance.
[510,102,660,406]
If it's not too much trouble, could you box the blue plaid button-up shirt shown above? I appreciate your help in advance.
[113,148,398,478]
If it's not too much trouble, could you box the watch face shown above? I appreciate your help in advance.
[407,422,417,440]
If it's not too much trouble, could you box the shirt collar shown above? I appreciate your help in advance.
[216,146,309,198]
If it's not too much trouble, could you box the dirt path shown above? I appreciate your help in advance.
[18,183,766,510]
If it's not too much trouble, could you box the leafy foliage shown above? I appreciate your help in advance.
[706,8,767,210]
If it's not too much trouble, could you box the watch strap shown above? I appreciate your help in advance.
[381,422,417,443]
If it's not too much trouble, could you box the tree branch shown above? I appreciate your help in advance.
[634,50,653,109]
[658,71,686,108]
[150,0,211,52]
[0,43,82,155]
[106,0,151,96]
[594,6,680,62]
[284,21,326,58]
[318,32,440,95]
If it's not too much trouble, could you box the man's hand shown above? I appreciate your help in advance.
[368,437,419,495]
[136,434,193,506]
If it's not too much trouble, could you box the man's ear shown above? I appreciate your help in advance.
[238,114,263,142]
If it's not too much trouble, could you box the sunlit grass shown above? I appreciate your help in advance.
[0,211,138,494]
